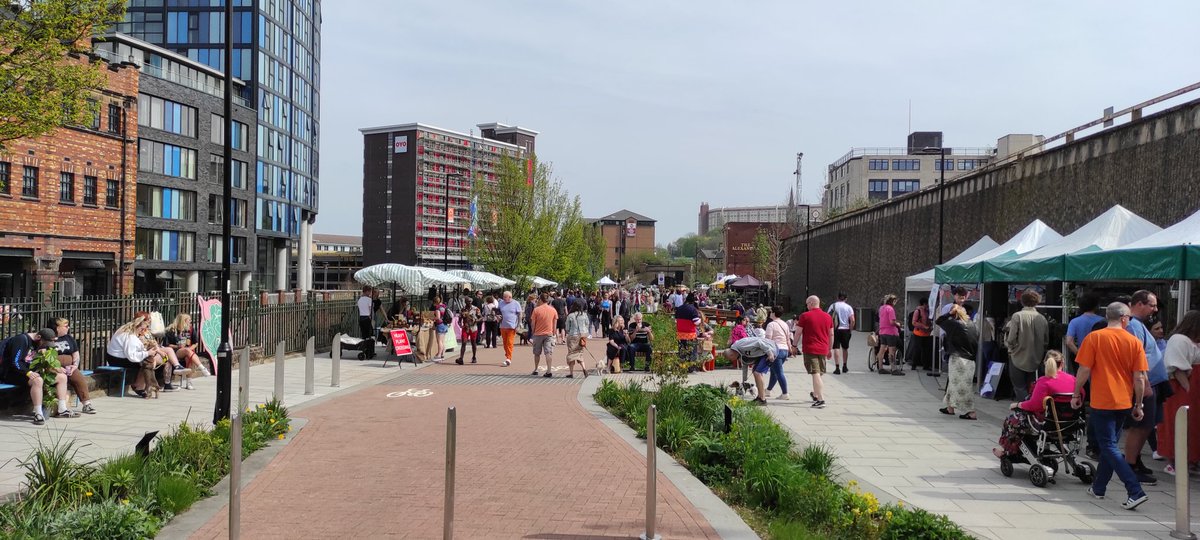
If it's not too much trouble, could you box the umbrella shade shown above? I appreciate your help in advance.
[448,269,516,290]
[982,206,1161,283]
[1066,207,1200,281]
[905,236,999,293]
[729,275,764,287]
[354,263,469,292]
[935,220,1063,284]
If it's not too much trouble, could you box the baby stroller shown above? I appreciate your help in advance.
[999,393,1095,487]
[336,335,377,360]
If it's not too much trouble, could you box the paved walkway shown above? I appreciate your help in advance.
[0,348,404,498]
[186,338,729,539]
[655,332,1200,540]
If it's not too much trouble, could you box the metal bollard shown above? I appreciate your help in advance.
[274,341,285,402]
[1172,405,1195,540]
[641,404,660,540]
[332,333,342,363]
[238,348,250,412]
[444,406,457,540]
[331,341,341,388]
[304,337,315,395]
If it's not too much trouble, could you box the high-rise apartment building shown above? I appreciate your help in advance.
[118,0,321,290]
[359,123,536,269]
[824,132,994,213]
[94,34,259,294]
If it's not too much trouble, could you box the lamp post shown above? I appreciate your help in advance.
[938,146,946,264]
[445,174,464,271]
[213,0,234,424]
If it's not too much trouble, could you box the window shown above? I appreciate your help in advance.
[207,195,248,227]
[959,159,987,170]
[87,99,101,130]
[892,159,920,171]
[934,159,954,171]
[892,179,920,195]
[207,235,246,264]
[208,155,248,188]
[868,179,889,201]
[107,103,122,134]
[59,172,74,203]
[83,176,98,205]
[135,229,194,261]
[105,179,120,208]
[868,159,889,171]
[21,166,38,198]
[137,94,197,137]
[210,114,249,151]
[138,140,197,179]
[0,161,9,195]
[136,185,196,220]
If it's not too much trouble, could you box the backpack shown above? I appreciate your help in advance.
[442,308,453,326]
[907,310,917,332]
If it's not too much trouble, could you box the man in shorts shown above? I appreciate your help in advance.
[551,291,568,345]
[1,328,73,424]
[723,335,776,405]
[828,292,855,374]
[796,296,834,409]
[1122,290,1166,485]
[530,294,559,378]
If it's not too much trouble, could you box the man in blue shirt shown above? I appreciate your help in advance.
[497,291,523,367]
[1122,290,1166,485]
[1066,293,1105,361]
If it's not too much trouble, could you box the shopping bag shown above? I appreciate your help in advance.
[443,323,458,353]
[980,361,1004,398]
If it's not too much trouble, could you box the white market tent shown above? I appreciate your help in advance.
[447,269,516,290]
[1066,207,1200,281]
[527,276,558,288]
[354,263,470,292]
[597,275,618,286]
[934,220,1064,284]
[981,205,1161,283]
[904,236,999,294]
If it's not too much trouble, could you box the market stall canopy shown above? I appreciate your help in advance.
[729,275,764,288]
[354,264,470,291]
[597,275,618,286]
[982,206,1161,283]
[447,269,516,290]
[1065,207,1200,281]
[934,220,1063,284]
[526,276,558,288]
[905,236,999,293]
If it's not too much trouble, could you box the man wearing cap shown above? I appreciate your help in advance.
[723,334,777,405]
[0,328,76,424]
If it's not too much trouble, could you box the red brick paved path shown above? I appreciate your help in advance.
[191,338,721,539]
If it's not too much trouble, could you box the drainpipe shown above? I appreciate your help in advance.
[118,100,131,295]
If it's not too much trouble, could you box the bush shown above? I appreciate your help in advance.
[49,500,163,540]
[880,506,970,540]
[656,413,696,453]
[594,378,622,408]
[155,475,200,515]
[19,436,95,510]
[795,443,838,478]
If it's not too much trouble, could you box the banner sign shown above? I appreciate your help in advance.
[393,136,408,153]
[390,329,413,356]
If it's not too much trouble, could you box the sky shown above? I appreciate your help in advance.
[316,0,1200,244]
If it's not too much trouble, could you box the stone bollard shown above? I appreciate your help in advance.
[238,348,250,412]
[274,341,285,402]
[331,334,341,388]
[304,336,315,395]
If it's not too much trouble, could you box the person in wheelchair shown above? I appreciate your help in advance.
[994,350,1076,459]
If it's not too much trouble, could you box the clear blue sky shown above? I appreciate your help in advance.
[317,0,1200,244]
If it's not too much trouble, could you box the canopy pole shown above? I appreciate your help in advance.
[975,285,987,395]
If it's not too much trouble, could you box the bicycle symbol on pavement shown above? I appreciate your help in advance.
[386,388,434,398]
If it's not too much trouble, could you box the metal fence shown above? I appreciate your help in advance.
[0,284,362,371]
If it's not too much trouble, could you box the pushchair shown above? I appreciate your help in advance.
[335,335,377,360]
[999,393,1095,487]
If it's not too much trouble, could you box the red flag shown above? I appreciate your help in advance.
[526,159,533,186]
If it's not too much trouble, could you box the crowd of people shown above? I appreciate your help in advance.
[1,311,210,425]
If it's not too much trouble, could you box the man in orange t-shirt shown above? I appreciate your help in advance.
[1072,302,1149,510]
[530,294,559,378]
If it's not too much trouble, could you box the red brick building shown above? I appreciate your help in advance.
[723,222,794,282]
[0,55,139,297]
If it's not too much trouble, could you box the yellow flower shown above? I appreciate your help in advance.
[848,480,857,487]
[288,426,292,431]
[257,403,265,409]
[885,511,893,520]
[277,434,285,440]
[269,418,276,424]
[851,508,860,515]
[120,499,129,506]
[897,501,904,508]
[246,408,251,413]
[85,491,93,497]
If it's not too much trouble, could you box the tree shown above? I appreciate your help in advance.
[0,1,126,152]
[752,225,795,286]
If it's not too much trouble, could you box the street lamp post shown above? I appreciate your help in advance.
[213,0,234,424]
[938,146,946,264]
[805,204,812,299]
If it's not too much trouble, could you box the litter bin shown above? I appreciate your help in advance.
[855,307,875,332]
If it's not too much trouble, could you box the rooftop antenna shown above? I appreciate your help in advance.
[908,99,912,137]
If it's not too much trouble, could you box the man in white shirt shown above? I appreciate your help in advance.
[357,287,374,341]
[828,293,855,374]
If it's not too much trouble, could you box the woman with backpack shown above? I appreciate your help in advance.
[482,295,500,349]
[433,296,449,361]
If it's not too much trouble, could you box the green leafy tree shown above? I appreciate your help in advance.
[0,1,126,154]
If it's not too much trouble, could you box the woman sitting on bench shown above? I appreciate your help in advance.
[48,318,96,414]
[106,316,172,399]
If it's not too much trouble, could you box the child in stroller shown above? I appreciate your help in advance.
[993,351,1095,487]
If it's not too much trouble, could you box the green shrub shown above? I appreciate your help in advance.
[49,500,163,540]
[155,475,200,515]
[651,383,686,417]
[767,518,825,540]
[880,506,970,540]
[594,378,622,408]
[19,436,95,510]
[618,390,651,423]
[679,383,728,431]
[656,413,696,453]
[0,499,54,537]
[93,454,143,502]
[742,456,799,508]
[795,443,838,479]
[151,423,228,490]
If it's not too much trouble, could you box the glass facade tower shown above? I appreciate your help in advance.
[119,0,321,288]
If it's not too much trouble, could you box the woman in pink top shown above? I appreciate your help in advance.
[729,316,749,345]
[993,351,1076,458]
[876,294,904,375]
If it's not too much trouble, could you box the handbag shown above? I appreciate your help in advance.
[866,332,879,348]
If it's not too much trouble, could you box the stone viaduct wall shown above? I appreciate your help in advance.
[781,97,1200,311]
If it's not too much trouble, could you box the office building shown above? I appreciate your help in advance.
[118,0,322,290]
[94,34,259,294]
[589,210,656,276]
[359,122,536,268]
[824,132,995,212]
[698,202,794,235]
[290,233,361,290]
[0,53,139,297]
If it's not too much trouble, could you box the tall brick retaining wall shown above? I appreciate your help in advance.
[782,97,1200,311]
